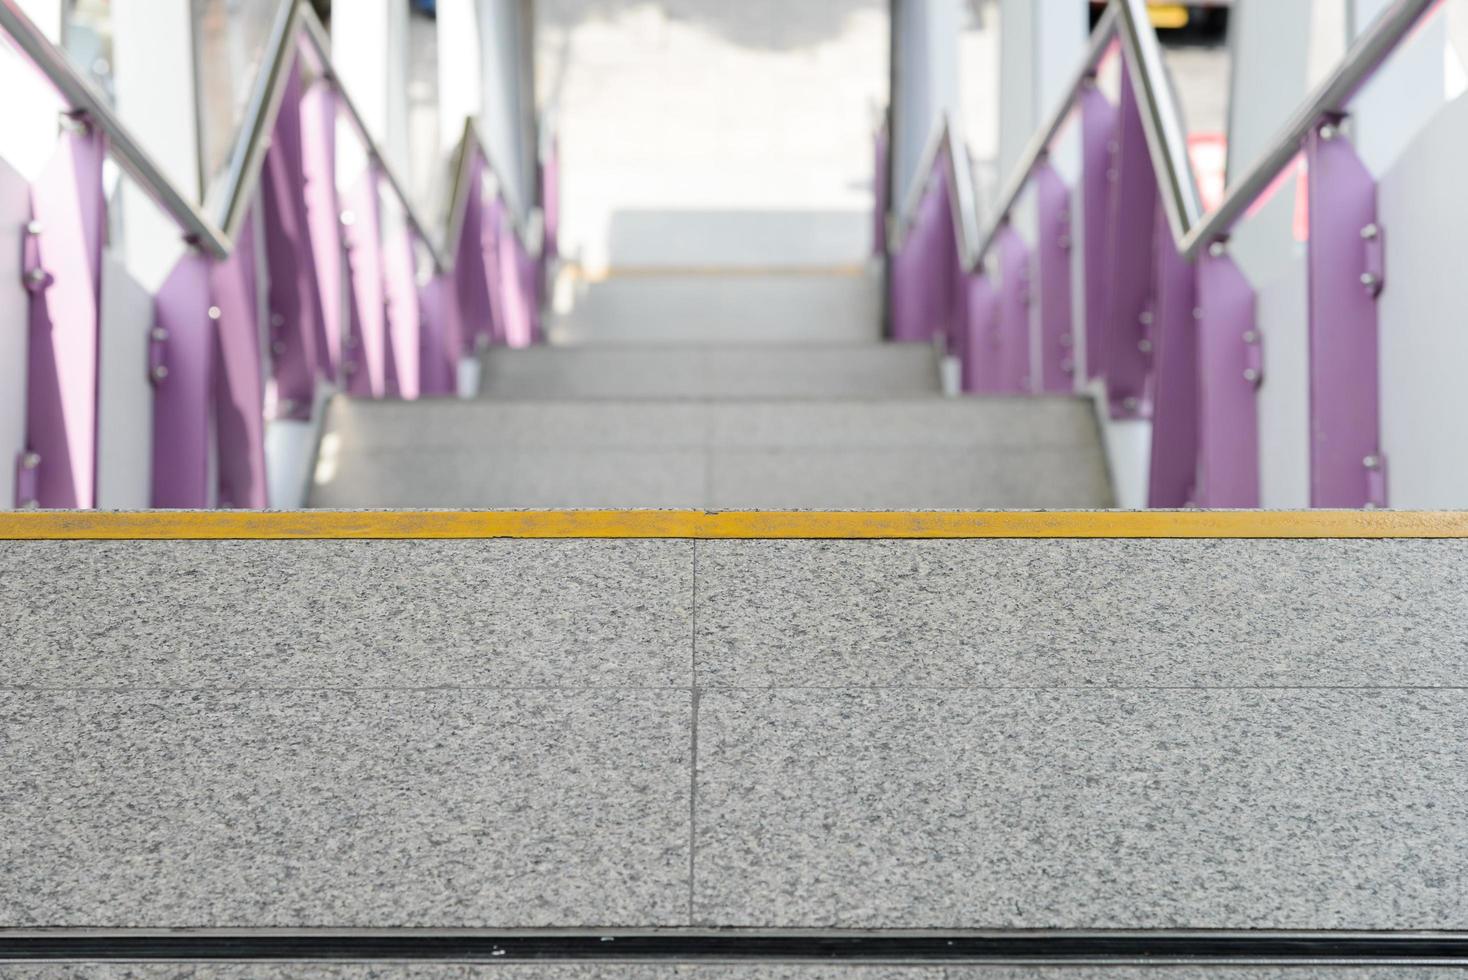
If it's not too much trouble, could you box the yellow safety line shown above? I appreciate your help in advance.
[1,510,1466,540]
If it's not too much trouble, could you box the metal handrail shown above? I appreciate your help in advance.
[969,4,1120,262]
[1113,0,1202,245]
[893,0,1438,269]
[293,6,451,269]
[0,0,230,255]
[441,116,527,266]
[0,0,537,272]
[891,117,982,268]
[207,0,302,244]
[1177,0,1436,257]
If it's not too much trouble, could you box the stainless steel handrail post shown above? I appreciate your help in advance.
[0,0,231,255]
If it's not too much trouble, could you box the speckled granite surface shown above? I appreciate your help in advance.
[310,399,1110,510]
[693,687,1468,929]
[0,965,1459,978]
[477,344,942,400]
[3,536,1467,933]
[695,539,1468,687]
[0,690,691,928]
[0,540,693,688]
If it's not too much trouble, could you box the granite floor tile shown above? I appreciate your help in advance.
[0,690,691,928]
[0,540,693,689]
[693,688,1468,929]
[694,539,1468,688]
[323,400,710,450]
[705,449,1110,509]
[943,971,1468,979]
[479,345,939,401]
[0,967,945,979]
[547,275,880,347]
[311,448,707,508]
[705,399,1100,449]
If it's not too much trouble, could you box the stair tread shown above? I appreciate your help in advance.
[547,272,882,346]
[477,343,941,400]
[5,536,1464,933]
[310,394,1108,509]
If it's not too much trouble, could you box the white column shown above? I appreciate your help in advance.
[437,0,485,154]
[476,0,535,216]
[996,0,1085,182]
[1346,0,1446,174]
[110,0,199,290]
[1227,0,1322,185]
[0,0,65,179]
[891,0,962,207]
[332,0,412,179]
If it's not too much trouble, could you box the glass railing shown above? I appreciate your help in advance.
[0,0,548,511]
[888,0,1444,510]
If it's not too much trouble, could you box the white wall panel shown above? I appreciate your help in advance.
[0,158,30,509]
[95,250,154,509]
[1254,254,1311,509]
[1376,92,1468,507]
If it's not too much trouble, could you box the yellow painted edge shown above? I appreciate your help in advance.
[1,511,1467,540]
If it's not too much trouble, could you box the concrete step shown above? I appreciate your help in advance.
[3,534,1464,936]
[547,272,882,346]
[478,343,941,400]
[309,396,1111,509]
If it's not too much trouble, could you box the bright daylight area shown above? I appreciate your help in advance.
[2,0,1468,974]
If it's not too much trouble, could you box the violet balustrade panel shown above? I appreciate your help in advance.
[21,123,106,509]
[1306,121,1385,508]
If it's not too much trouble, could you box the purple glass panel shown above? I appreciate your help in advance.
[888,158,957,345]
[1306,123,1383,508]
[453,154,493,352]
[381,192,422,399]
[300,82,344,381]
[22,124,105,509]
[1101,66,1157,418]
[1080,83,1118,383]
[151,255,214,508]
[1033,162,1075,393]
[961,272,999,394]
[417,272,459,396]
[994,223,1032,393]
[1147,207,1199,508]
[260,62,322,420]
[210,215,268,509]
[499,211,536,349]
[518,228,544,345]
[1195,245,1260,507]
[888,228,921,342]
[341,170,390,397]
[485,196,509,348]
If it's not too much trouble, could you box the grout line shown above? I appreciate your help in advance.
[2,684,1465,694]
[688,538,700,924]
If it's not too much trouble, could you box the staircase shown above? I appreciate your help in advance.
[5,0,1468,970]
[4,511,1465,967]
[309,271,1112,510]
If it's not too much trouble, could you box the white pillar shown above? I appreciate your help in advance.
[1346,0,1446,174]
[477,0,535,216]
[332,0,412,179]
[437,0,484,154]
[1227,0,1326,186]
[0,0,66,179]
[996,0,1085,182]
[891,0,963,206]
[110,0,199,290]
